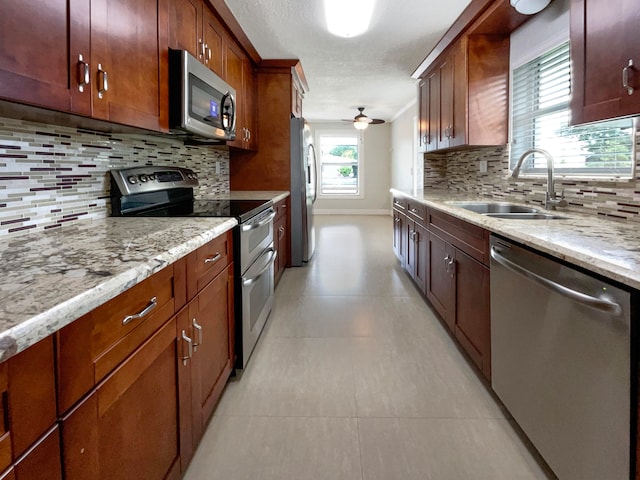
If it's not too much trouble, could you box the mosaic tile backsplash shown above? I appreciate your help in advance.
[0,117,230,236]
[424,131,640,223]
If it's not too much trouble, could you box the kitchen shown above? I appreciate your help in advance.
[0,0,639,479]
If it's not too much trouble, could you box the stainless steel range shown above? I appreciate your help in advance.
[110,166,276,369]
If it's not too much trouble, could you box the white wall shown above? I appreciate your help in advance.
[390,101,419,193]
[311,121,392,214]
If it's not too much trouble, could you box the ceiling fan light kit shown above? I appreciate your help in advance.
[344,107,385,130]
[510,0,552,14]
[324,0,375,38]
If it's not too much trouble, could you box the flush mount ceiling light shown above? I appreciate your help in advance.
[324,0,375,38]
[510,0,552,14]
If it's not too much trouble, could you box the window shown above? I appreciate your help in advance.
[511,41,635,178]
[317,132,362,196]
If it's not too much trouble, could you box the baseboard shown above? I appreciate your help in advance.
[314,209,391,216]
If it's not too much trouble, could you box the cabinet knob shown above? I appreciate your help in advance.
[623,59,635,95]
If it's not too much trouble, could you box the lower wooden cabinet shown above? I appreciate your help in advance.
[405,220,428,294]
[426,231,456,331]
[392,208,406,267]
[453,249,490,379]
[60,318,183,480]
[0,338,60,480]
[187,264,234,446]
[393,195,491,381]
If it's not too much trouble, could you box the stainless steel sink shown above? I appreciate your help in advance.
[448,202,565,219]
[484,212,565,220]
[451,202,539,214]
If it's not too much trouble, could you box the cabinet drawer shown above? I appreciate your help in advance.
[406,200,427,225]
[187,231,233,298]
[392,196,407,210]
[57,264,180,414]
[428,208,488,265]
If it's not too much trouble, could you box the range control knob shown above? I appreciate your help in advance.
[139,174,148,182]
[127,175,138,184]
[148,174,156,181]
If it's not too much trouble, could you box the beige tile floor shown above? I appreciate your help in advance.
[184,215,556,480]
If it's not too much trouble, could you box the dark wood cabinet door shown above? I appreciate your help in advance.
[225,41,245,149]
[426,231,455,330]
[6,338,57,461]
[12,426,62,480]
[243,57,258,150]
[439,56,454,149]
[169,0,203,60]
[203,8,225,78]
[413,222,428,295]
[453,249,491,380]
[61,318,182,480]
[404,220,416,278]
[274,213,288,284]
[392,209,406,267]
[176,308,195,471]
[190,264,234,445]
[418,79,429,152]
[570,0,640,124]
[0,0,91,115]
[426,70,440,151]
[90,0,168,131]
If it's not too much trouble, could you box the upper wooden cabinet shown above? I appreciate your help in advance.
[0,0,91,116]
[418,34,509,152]
[90,0,168,131]
[0,0,168,132]
[226,41,257,150]
[168,0,224,78]
[570,0,640,124]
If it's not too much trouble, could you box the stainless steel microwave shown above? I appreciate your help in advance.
[169,49,236,142]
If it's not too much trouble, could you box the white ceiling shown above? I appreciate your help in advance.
[224,0,471,123]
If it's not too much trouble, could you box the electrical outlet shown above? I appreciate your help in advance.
[479,160,488,173]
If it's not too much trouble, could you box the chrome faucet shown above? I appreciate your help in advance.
[511,148,567,210]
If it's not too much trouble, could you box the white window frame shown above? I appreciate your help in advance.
[315,128,365,199]
[509,14,636,181]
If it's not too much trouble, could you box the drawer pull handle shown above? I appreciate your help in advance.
[122,297,157,325]
[181,330,193,365]
[204,253,222,265]
[192,318,203,350]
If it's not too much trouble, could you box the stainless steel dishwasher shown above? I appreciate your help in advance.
[490,235,631,480]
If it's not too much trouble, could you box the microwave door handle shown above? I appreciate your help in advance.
[221,92,236,134]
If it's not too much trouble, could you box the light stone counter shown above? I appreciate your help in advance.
[391,188,640,291]
[0,217,237,361]
[205,190,290,204]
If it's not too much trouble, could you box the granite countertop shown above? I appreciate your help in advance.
[207,190,290,203]
[391,188,640,291]
[0,216,237,362]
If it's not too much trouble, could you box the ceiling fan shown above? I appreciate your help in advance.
[342,107,385,130]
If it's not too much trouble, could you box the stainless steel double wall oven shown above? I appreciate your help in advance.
[110,166,275,369]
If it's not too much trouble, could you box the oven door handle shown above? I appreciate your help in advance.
[242,248,277,287]
[241,209,276,231]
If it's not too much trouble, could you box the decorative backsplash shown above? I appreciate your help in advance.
[424,132,640,223]
[0,117,230,236]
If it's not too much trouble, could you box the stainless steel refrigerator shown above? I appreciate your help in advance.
[290,117,317,266]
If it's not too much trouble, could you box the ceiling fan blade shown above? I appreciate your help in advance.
[370,119,385,124]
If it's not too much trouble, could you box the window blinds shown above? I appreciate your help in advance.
[511,41,635,176]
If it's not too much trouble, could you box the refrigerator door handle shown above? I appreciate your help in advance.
[309,143,318,204]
